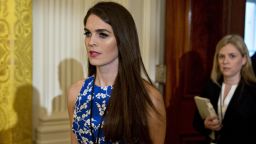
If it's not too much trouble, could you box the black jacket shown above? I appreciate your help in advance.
[193,79,256,144]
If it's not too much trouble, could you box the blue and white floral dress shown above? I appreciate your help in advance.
[72,76,112,144]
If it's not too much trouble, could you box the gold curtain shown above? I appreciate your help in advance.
[0,0,32,143]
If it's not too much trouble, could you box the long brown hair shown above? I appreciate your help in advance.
[84,2,156,143]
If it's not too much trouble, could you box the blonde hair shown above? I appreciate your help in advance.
[211,34,256,85]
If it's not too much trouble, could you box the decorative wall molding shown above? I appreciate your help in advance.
[36,112,70,144]
[0,0,33,143]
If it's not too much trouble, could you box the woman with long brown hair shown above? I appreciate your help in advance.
[67,2,166,144]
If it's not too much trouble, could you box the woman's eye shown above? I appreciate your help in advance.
[218,55,224,59]
[84,31,91,37]
[229,54,236,58]
[99,33,108,38]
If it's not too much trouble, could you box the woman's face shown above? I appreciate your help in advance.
[218,43,246,80]
[84,14,118,68]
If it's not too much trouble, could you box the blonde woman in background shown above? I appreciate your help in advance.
[193,34,256,144]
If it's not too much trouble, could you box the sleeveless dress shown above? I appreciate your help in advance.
[72,76,113,144]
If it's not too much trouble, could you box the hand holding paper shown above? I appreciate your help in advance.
[194,96,218,140]
[194,96,217,119]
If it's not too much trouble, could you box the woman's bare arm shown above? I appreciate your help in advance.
[146,84,166,144]
[67,79,84,144]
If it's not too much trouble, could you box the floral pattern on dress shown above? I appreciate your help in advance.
[72,76,112,144]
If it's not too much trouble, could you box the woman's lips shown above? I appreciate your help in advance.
[89,51,101,57]
[222,67,231,71]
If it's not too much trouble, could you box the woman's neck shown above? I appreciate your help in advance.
[95,71,116,86]
[95,59,118,86]
[224,75,240,85]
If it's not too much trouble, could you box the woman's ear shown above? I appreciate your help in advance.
[242,56,247,66]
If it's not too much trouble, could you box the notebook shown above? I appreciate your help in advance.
[194,96,217,119]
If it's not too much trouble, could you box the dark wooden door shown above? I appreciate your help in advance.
[164,0,245,144]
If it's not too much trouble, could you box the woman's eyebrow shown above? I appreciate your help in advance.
[84,27,112,34]
[84,28,90,32]
[95,29,111,34]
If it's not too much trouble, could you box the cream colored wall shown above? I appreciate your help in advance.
[128,0,166,80]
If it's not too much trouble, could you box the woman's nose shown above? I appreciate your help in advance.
[87,35,97,47]
[223,57,228,63]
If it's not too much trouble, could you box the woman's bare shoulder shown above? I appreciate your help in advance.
[144,81,166,144]
[68,79,85,105]
[69,79,85,95]
[144,81,166,119]
[67,78,86,127]
[144,82,165,108]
